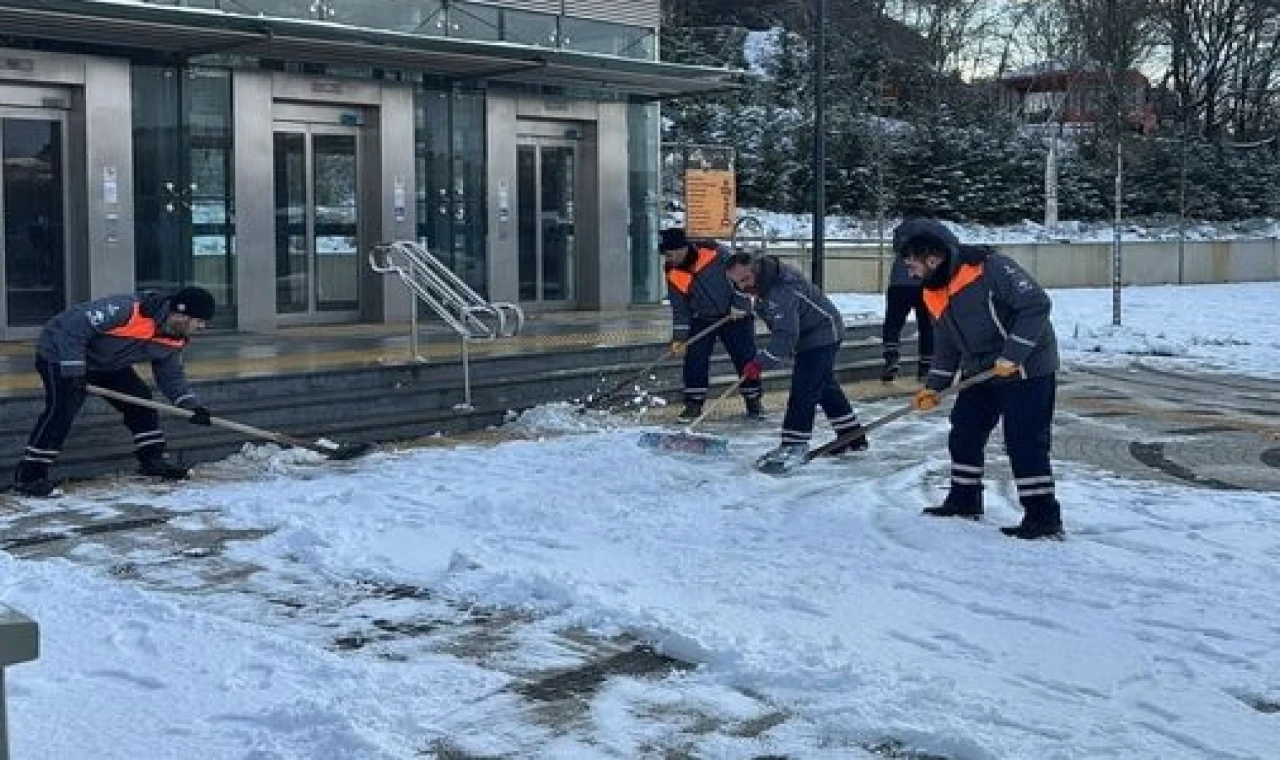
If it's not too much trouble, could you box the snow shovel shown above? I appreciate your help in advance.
[637,376,745,456]
[87,384,375,461]
[580,314,734,412]
[802,367,1000,463]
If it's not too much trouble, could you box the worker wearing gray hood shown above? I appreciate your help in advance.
[896,217,1064,540]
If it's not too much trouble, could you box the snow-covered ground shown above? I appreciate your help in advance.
[2,282,1279,759]
[832,280,1280,381]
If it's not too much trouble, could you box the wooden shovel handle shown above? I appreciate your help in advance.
[585,313,735,411]
[86,384,337,456]
[804,367,1000,461]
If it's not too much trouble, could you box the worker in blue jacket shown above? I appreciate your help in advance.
[12,287,217,497]
[661,228,762,421]
[726,251,866,473]
[897,217,1064,540]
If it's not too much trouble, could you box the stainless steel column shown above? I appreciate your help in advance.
[82,57,135,299]
[374,84,416,324]
[593,102,631,310]
[232,69,276,332]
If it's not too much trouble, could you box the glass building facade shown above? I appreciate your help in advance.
[132,66,236,327]
[415,85,488,296]
[130,1,657,59]
[0,0,734,337]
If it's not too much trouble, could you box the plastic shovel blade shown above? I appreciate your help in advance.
[637,430,730,456]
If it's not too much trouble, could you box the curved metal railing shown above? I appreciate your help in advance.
[369,241,524,341]
[730,214,769,253]
[370,241,525,409]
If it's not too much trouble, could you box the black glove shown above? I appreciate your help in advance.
[188,406,212,426]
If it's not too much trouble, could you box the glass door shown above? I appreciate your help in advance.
[517,140,578,305]
[273,123,361,321]
[1,111,67,329]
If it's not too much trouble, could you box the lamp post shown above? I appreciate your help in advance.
[1106,67,1124,327]
[811,0,826,288]
[1177,90,1188,284]
[1111,137,1122,326]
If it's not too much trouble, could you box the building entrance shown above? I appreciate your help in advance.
[517,137,579,306]
[0,87,69,335]
[272,113,363,323]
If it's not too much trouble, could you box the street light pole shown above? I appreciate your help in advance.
[1111,133,1123,327]
[1107,68,1124,327]
[1177,91,1188,284]
[811,0,826,288]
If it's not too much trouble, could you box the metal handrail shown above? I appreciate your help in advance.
[731,214,769,252]
[370,241,524,340]
[370,241,524,410]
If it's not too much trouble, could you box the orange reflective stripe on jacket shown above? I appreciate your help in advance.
[922,262,984,320]
[105,303,186,349]
[665,246,719,295]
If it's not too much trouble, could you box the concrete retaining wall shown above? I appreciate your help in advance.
[769,239,1280,292]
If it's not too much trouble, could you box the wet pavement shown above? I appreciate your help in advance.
[1054,364,1280,492]
[0,306,675,393]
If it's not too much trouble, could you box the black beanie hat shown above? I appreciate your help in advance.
[659,227,689,253]
[170,286,216,321]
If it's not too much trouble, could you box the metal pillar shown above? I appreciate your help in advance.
[811,0,826,288]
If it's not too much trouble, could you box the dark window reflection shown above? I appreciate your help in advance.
[540,146,575,302]
[3,119,65,326]
[415,85,487,298]
[132,66,235,327]
[517,145,538,301]
[273,132,307,314]
[312,133,359,312]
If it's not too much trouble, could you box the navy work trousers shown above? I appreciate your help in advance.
[16,358,166,482]
[683,315,762,403]
[780,343,860,445]
[946,373,1059,513]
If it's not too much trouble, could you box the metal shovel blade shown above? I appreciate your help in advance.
[637,430,730,456]
[317,441,376,461]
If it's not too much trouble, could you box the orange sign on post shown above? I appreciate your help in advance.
[684,168,735,238]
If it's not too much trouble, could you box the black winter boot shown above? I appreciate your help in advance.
[13,477,61,498]
[922,501,984,519]
[676,401,704,423]
[13,461,61,498]
[138,454,191,481]
[822,425,869,456]
[1000,500,1064,540]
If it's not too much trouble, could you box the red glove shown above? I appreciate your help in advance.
[742,358,764,382]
